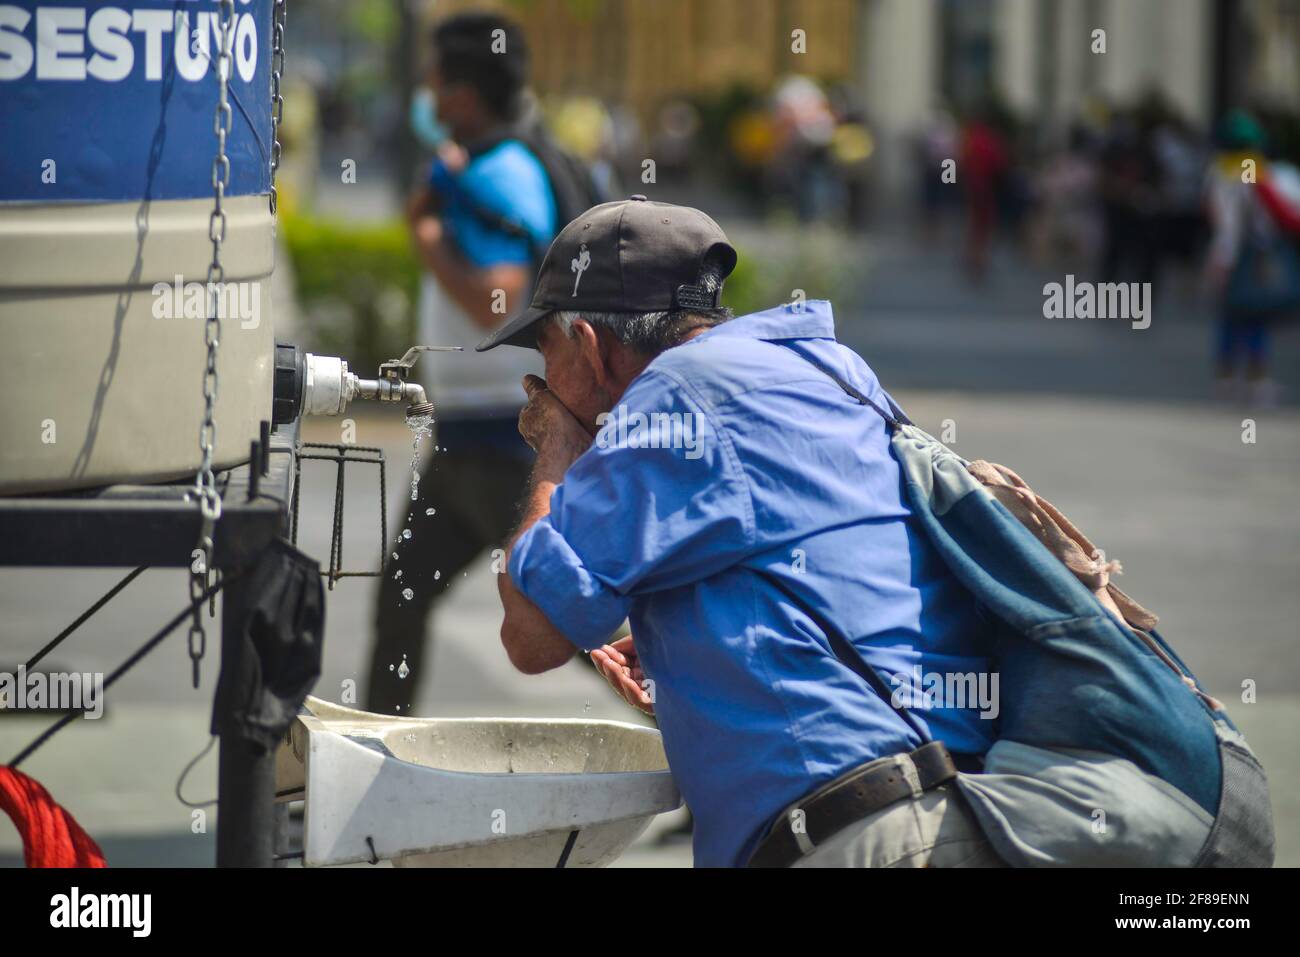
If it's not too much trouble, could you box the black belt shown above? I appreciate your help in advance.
[747,741,964,868]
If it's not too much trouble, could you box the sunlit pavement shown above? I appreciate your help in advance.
[3,231,1298,867]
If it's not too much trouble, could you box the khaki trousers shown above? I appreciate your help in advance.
[793,783,1006,868]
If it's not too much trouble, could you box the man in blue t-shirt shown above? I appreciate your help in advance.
[367,13,558,712]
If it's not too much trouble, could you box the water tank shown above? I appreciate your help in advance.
[0,0,277,494]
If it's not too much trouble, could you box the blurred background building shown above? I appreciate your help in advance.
[286,0,1300,211]
[279,0,1300,357]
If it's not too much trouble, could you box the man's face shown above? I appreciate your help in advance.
[536,319,614,435]
[427,62,478,140]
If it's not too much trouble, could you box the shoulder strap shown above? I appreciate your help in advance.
[777,343,912,432]
[762,572,931,744]
[764,341,928,743]
[456,188,547,261]
[451,135,553,266]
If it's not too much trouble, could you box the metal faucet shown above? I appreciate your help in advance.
[300,346,460,419]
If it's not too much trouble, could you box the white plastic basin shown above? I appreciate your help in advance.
[275,696,681,867]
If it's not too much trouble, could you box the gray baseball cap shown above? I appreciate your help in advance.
[475,195,737,351]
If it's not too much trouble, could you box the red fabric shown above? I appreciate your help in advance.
[0,766,107,868]
[1258,175,1300,236]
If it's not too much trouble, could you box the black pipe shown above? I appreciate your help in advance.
[259,420,272,475]
[215,573,276,867]
[217,736,276,867]
[272,342,304,425]
[248,440,261,502]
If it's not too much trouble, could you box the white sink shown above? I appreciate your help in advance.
[275,696,681,867]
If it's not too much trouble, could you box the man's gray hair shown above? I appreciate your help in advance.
[550,307,732,355]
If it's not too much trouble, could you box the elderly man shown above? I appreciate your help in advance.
[479,196,1001,868]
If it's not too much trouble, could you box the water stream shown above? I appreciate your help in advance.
[382,411,443,701]
[407,412,434,502]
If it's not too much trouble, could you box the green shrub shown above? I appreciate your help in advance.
[281,212,420,375]
[722,230,855,316]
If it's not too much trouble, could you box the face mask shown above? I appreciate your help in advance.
[410,87,450,149]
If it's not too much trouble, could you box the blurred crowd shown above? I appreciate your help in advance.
[309,67,876,226]
[915,98,1300,404]
[298,51,1300,405]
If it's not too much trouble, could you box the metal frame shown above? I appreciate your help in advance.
[0,422,298,867]
[0,430,296,570]
[291,442,387,589]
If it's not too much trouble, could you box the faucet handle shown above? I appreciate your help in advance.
[379,345,462,382]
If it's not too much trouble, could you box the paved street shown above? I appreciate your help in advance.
[2,231,1297,867]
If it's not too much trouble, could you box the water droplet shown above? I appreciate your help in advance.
[393,569,403,579]
[389,663,395,672]
[425,507,436,516]
[402,587,413,601]
[401,528,412,540]
[433,570,441,580]
[391,551,399,561]
[398,657,410,679]
[583,700,591,713]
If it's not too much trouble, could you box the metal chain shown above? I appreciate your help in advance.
[189,0,237,690]
[269,0,287,214]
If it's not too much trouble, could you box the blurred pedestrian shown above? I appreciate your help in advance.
[1028,123,1102,268]
[1204,110,1300,406]
[1151,113,1210,279]
[916,105,959,245]
[367,13,558,713]
[958,109,1009,282]
[1098,112,1160,288]
[768,76,838,223]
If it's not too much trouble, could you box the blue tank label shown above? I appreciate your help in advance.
[0,0,273,202]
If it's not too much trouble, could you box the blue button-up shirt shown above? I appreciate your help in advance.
[509,301,994,866]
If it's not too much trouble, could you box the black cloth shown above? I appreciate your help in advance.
[211,539,325,752]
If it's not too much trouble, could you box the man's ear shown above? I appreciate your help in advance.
[572,319,616,389]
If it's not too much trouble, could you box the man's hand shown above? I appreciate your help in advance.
[411,213,444,255]
[496,376,591,675]
[519,375,591,483]
[406,179,531,331]
[436,141,469,175]
[591,635,654,715]
[406,186,437,227]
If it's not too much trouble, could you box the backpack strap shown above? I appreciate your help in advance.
[763,341,929,743]
[441,132,555,269]
[778,343,912,432]
[762,570,932,744]
[460,194,548,263]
